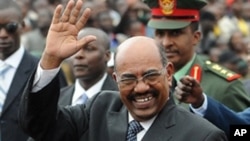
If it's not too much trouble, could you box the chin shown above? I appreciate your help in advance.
[133,108,158,121]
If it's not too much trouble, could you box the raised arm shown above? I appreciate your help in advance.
[19,0,95,140]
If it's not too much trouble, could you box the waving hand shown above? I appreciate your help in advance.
[41,0,96,69]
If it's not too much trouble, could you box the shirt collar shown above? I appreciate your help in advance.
[128,113,157,132]
[0,46,24,69]
[174,54,196,81]
[74,73,108,99]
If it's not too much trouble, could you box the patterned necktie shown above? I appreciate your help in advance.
[0,63,11,114]
[126,120,144,141]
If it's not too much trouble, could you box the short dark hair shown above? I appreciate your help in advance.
[0,0,22,20]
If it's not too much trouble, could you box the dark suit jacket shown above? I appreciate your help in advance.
[19,74,227,141]
[0,51,38,141]
[58,75,118,106]
[0,50,67,141]
[202,97,250,137]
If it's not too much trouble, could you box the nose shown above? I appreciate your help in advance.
[0,28,8,38]
[74,49,85,59]
[133,79,149,93]
[161,34,173,48]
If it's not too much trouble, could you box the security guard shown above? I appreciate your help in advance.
[143,0,250,111]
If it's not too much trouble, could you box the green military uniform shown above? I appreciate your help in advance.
[144,0,250,112]
[176,55,250,111]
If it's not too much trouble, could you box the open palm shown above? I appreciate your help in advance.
[41,0,96,69]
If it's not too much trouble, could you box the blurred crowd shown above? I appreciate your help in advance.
[17,0,250,91]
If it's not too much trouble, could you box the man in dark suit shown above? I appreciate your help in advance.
[59,27,118,106]
[143,0,250,112]
[175,75,250,137]
[18,1,227,140]
[0,1,67,141]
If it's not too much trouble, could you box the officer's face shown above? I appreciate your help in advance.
[113,37,173,122]
[154,25,201,71]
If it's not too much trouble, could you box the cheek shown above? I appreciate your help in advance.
[119,90,131,105]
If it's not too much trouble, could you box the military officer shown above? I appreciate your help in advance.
[143,0,250,111]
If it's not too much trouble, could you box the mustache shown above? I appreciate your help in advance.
[165,48,179,53]
[127,89,159,101]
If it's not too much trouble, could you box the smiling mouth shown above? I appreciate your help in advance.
[135,96,153,103]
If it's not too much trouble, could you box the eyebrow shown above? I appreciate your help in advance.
[120,69,160,78]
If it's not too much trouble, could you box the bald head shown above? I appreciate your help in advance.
[114,36,167,71]
[78,27,110,50]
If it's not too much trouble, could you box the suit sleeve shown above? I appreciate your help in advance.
[18,72,89,141]
[204,97,249,137]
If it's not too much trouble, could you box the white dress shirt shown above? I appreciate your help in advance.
[0,46,24,93]
[71,73,107,105]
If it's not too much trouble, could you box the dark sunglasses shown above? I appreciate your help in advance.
[0,23,18,34]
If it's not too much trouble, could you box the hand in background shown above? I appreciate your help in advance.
[174,75,204,108]
[41,0,96,69]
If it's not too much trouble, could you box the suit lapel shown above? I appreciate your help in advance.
[142,101,176,141]
[2,51,38,115]
[107,105,128,141]
[59,85,74,106]
[101,75,118,91]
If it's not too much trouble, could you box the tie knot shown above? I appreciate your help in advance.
[127,120,143,135]
[0,63,11,75]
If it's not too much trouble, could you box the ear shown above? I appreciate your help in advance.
[105,50,111,63]
[193,31,201,46]
[112,71,117,82]
[21,20,25,28]
[166,62,174,87]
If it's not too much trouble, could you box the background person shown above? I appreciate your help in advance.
[143,0,250,111]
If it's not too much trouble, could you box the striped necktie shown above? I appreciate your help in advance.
[0,63,11,114]
[126,120,144,141]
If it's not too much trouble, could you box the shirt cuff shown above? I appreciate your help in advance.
[189,93,208,117]
[32,62,60,92]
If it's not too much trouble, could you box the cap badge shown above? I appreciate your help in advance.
[159,0,175,15]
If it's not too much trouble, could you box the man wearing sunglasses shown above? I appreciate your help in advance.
[0,1,67,141]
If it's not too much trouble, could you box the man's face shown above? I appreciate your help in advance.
[114,38,173,121]
[154,25,200,71]
[71,39,109,81]
[0,8,22,60]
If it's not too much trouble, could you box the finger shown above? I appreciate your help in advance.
[76,35,96,50]
[60,0,75,22]
[180,76,193,86]
[175,87,190,102]
[69,0,83,24]
[52,4,63,24]
[76,8,91,30]
[190,77,200,87]
[174,87,184,100]
[177,81,192,92]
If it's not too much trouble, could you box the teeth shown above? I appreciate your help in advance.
[135,96,153,102]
